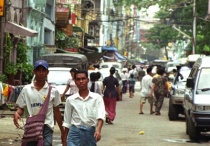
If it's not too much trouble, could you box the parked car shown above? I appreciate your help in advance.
[168,65,191,120]
[184,56,210,140]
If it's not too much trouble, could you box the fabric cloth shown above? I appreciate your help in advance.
[67,125,96,146]
[103,75,119,98]
[140,74,153,97]
[152,76,168,95]
[16,82,61,129]
[128,69,138,79]
[120,72,129,81]
[26,124,53,146]
[67,78,79,95]
[62,91,106,128]
[140,96,153,104]
[103,97,117,121]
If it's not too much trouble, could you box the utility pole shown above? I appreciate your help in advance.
[192,0,196,54]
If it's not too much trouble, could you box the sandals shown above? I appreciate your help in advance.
[106,117,113,124]
[139,112,144,114]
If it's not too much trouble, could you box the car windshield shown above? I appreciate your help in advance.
[47,70,70,85]
[197,68,210,91]
[178,67,191,82]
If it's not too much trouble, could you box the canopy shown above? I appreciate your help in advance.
[114,52,126,60]
[102,46,117,51]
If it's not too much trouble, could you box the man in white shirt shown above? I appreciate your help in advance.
[62,70,106,146]
[120,68,129,93]
[13,60,64,146]
[139,67,154,114]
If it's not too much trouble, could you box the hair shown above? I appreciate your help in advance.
[74,70,88,79]
[132,65,136,69]
[146,67,152,74]
[130,74,134,78]
[90,72,97,82]
[70,68,77,73]
[110,67,115,75]
[157,68,165,76]
[95,72,101,80]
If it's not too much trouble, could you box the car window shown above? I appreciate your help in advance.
[178,67,191,82]
[197,68,210,90]
[47,70,70,85]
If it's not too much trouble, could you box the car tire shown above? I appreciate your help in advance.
[185,113,189,135]
[187,115,200,140]
[168,98,179,120]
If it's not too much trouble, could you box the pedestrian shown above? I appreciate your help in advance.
[61,68,79,100]
[129,74,136,98]
[139,67,154,114]
[95,72,103,95]
[103,67,120,124]
[150,68,169,115]
[62,70,106,146]
[88,72,103,96]
[138,67,146,90]
[13,60,64,146]
[120,68,129,94]
[128,65,138,80]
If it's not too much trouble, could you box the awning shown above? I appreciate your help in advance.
[4,21,38,37]
[102,46,117,51]
[114,52,126,60]
[73,26,84,32]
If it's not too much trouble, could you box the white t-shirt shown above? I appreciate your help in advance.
[140,74,153,97]
[16,82,61,129]
[67,78,79,95]
[62,91,106,128]
[120,72,129,81]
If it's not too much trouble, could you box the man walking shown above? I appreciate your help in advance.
[139,67,154,114]
[13,60,64,146]
[62,70,106,146]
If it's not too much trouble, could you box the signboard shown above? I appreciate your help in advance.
[56,0,81,4]
[0,0,4,17]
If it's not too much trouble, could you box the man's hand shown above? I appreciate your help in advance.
[13,112,21,128]
[94,130,101,142]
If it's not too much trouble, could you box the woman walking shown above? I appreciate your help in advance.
[103,67,120,124]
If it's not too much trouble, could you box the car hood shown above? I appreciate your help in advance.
[50,84,70,95]
[175,81,186,89]
[194,94,210,105]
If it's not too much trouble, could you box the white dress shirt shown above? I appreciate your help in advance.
[62,91,106,128]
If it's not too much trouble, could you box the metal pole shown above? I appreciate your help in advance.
[192,0,196,54]
[0,17,4,74]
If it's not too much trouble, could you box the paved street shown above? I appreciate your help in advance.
[1,82,210,145]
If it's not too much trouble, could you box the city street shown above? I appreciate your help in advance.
[1,82,210,146]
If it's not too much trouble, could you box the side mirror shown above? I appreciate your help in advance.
[186,77,194,88]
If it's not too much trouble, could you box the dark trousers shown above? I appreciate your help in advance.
[122,80,127,93]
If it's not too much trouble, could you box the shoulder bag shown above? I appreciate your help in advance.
[21,86,52,146]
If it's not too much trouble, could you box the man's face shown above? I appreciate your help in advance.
[75,73,89,90]
[33,66,49,82]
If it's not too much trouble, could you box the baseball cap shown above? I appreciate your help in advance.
[34,60,48,69]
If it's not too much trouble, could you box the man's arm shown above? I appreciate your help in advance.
[94,119,104,142]
[13,107,24,128]
[53,106,64,142]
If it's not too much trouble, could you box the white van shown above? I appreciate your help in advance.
[184,56,210,140]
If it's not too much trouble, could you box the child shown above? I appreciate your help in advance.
[129,74,136,98]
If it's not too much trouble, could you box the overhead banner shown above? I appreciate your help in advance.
[0,0,5,17]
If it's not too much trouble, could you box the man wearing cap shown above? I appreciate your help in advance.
[13,60,64,146]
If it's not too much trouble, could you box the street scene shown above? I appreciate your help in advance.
[1,0,210,146]
[1,83,210,146]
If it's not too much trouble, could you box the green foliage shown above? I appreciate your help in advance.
[0,74,7,82]
[55,29,79,49]
[5,61,18,75]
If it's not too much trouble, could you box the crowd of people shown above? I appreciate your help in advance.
[13,59,170,146]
